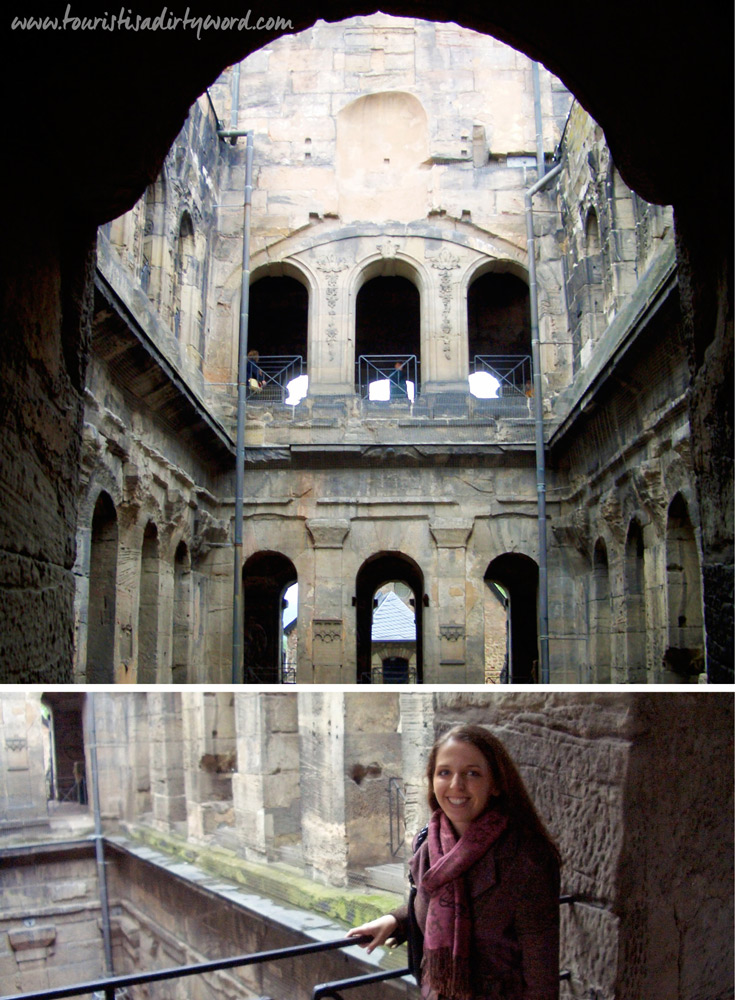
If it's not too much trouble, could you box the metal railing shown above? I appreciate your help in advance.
[471,354,532,396]
[4,899,579,1000]
[0,935,372,1000]
[356,355,419,401]
[247,354,305,401]
[313,966,411,999]
[388,776,406,858]
[314,967,572,999]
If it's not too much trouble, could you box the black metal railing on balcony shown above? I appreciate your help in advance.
[356,355,419,401]
[3,899,578,1000]
[247,354,305,402]
[0,935,373,1000]
[471,354,532,396]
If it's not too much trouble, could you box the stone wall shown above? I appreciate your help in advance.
[0,845,103,994]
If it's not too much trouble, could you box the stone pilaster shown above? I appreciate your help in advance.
[302,519,350,682]
[429,519,474,682]
[232,693,300,861]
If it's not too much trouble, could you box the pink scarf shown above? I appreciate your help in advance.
[420,808,508,1000]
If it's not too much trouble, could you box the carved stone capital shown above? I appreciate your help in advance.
[430,519,473,548]
[306,519,350,549]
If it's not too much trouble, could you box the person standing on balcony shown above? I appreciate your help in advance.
[348,724,560,999]
[389,360,408,399]
[246,350,265,393]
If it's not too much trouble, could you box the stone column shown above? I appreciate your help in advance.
[232,693,300,861]
[343,693,401,870]
[148,693,187,833]
[398,692,435,845]
[299,691,349,885]
[182,692,236,842]
[0,694,48,826]
[429,520,474,683]
[302,519,350,683]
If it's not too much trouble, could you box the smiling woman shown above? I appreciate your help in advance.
[349,724,560,999]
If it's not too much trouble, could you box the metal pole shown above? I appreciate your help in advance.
[88,695,114,976]
[525,162,562,684]
[532,61,546,180]
[232,130,254,684]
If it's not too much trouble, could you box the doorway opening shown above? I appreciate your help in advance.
[242,552,298,683]
[484,553,539,682]
[355,554,424,683]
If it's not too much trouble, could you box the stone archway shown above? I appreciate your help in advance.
[242,551,298,684]
[485,553,539,683]
[355,552,424,684]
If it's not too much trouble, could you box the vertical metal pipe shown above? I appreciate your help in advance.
[525,162,562,683]
[232,130,254,684]
[532,61,546,179]
[230,62,240,132]
[88,695,114,975]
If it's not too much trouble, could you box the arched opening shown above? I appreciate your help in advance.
[371,583,417,682]
[41,692,87,808]
[171,210,205,366]
[140,176,166,305]
[467,271,531,400]
[624,520,647,680]
[355,554,424,683]
[86,492,118,684]
[172,541,191,683]
[355,276,420,399]
[138,521,160,684]
[242,551,298,683]
[578,207,605,366]
[664,494,705,680]
[590,539,612,682]
[484,553,539,683]
[248,275,309,403]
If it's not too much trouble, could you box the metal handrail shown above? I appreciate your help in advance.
[472,354,532,394]
[313,965,411,999]
[247,354,304,400]
[0,935,371,1000]
[356,355,418,400]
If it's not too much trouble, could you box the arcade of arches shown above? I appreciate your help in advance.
[0,6,731,682]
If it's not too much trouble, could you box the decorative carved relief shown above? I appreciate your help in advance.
[316,254,348,361]
[431,248,460,359]
[313,619,342,643]
[377,240,401,258]
[440,624,465,642]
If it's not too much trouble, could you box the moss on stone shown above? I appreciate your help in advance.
[122,823,404,931]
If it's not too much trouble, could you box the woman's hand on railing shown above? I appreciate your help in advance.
[346,915,398,955]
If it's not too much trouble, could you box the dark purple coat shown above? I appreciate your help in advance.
[392,823,560,1000]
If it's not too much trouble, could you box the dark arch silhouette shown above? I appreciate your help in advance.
[355,552,424,684]
[249,275,308,361]
[468,271,531,358]
[485,553,539,683]
[356,275,420,358]
[242,551,297,684]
